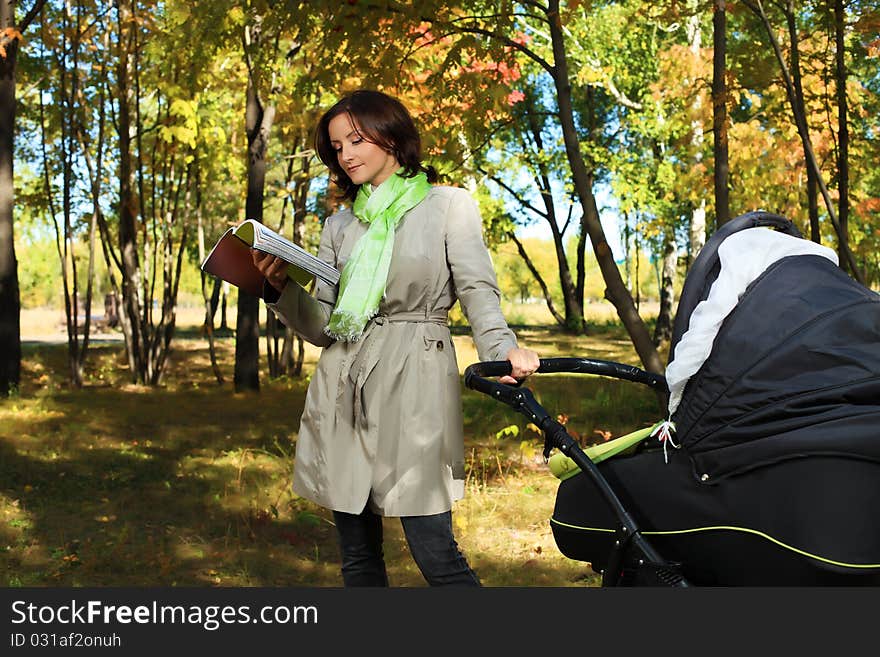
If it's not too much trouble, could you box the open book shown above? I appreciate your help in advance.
[201,219,340,297]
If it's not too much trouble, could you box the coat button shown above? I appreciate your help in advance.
[436,340,444,351]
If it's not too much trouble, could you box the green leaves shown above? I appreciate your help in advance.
[495,424,520,440]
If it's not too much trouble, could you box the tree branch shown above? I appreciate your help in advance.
[436,22,554,74]
[507,231,565,326]
[18,0,47,32]
[480,167,548,219]
[1,0,48,53]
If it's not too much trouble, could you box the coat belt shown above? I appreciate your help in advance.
[348,310,449,434]
[371,311,447,325]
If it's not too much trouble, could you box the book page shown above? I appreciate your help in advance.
[233,220,339,286]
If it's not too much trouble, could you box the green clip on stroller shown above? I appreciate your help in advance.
[464,212,880,586]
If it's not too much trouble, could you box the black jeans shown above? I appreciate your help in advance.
[332,506,481,587]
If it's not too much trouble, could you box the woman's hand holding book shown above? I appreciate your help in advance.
[252,249,289,293]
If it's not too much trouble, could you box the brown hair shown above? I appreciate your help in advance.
[315,89,438,201]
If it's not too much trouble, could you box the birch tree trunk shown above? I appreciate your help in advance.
[116,0,146,382]
[653,231,677,348]
[688,6,707,266]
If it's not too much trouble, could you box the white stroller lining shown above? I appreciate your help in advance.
[665,228,838,418]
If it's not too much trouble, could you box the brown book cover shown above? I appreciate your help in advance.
[201,220,339,296]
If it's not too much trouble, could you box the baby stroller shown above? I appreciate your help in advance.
[465,212,880,586]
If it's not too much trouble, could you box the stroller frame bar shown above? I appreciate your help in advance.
[464,358,689,587]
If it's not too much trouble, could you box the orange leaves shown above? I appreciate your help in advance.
[0,27,23,60]
[462,57,522,84]
[510,31,532,47]
[855,197,880,219]
[410,20,452,50]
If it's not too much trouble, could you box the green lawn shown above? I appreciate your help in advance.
[2,323,664,587]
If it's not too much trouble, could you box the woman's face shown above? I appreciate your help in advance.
[328,113,400,188]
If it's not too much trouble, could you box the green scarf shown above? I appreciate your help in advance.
[325,169,432,341]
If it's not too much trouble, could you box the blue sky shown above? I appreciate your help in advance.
[509,180,625,262]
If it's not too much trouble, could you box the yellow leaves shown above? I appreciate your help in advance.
[159,125,197,148]
[519,440,538,461]
[574,65,603,87]
[169,98,195,118]
[166,4,191,29]
[226,6,246,27]
[160,98,199,148]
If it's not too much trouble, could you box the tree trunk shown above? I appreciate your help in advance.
[288,141,311,377]
[576,87,596,330]
[745,0,864,283]
[622,213,632,291]
[55,1,97,388]
[712,0,730,227]
[268,137,301,379]
[634,231,641,310]
[806,164,820,242]
[220,282,228,329]
[234,72,274,392]
[196,160,224,385]
[483,170,570,331]
[653,231,676,347]
[547,0,662,373]
[75,57,106,389]
[690,200,707,270]
[0,0,20,396]
[785,4,821,241]
[116,0,145,383]
[833,0,849,271]
[688,7,708,265]
[0,0,45,396]
[522,96,583,332]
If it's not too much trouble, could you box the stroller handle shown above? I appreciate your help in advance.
[463,356,687,587]
[464,357,667,395]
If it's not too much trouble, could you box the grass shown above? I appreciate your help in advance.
[4,307,664,587]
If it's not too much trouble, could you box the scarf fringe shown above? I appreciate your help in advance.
[323,308,379,343]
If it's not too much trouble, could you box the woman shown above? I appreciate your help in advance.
[253,89,539,586]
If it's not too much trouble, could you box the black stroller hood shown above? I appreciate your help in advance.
[671,251,880,482]
[468,211,880,584]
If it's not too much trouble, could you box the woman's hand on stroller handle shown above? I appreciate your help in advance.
[500,347,540,384]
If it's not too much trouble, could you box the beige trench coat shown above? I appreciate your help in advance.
[267,186,518,516]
